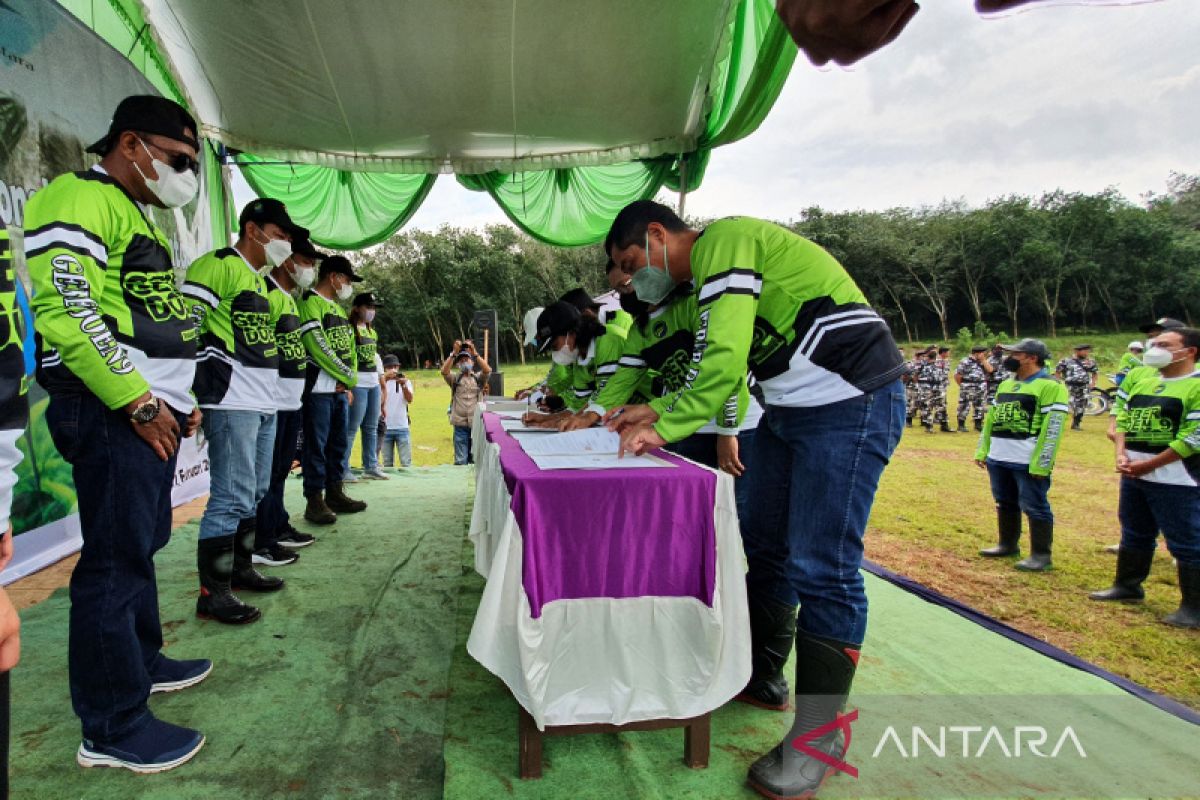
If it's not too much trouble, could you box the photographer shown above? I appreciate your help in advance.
[381,356,414,468]
[441,340,491,465]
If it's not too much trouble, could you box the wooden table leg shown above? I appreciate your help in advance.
[519,706,543,779]
[683,712,710,768]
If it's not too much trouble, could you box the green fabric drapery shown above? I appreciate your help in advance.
[456,0,796,243]
[455,162,674,247]
[234,155,437,250]
[62,0,797,249]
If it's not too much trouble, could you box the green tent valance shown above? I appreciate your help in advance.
[235,155,437,250]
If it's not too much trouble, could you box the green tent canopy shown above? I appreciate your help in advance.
[61,0,797,248]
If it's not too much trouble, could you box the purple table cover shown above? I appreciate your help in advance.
[482,413,717,618]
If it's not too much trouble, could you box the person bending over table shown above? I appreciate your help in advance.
[605,201,905,800]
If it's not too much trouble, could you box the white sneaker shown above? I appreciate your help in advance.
[341,471,359,483]
[363,467,390,480]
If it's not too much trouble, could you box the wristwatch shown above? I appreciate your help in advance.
[130,397,161,424]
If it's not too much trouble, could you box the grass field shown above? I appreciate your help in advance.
[360,333,1197,708]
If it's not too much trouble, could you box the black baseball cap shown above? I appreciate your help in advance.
[971,345,988,353]
[86,95,199,155]
[535,301,581,353]
[318,255,363,282]
[1139,317,1185,334]
[291,236,325,261]
[937,346,950,353]
[1002,338,1051,359]
[381,354,400,368]
[239,198,308,240]
[352,292,377,307]
[559,287,602,313]
[1073,343,1092,351]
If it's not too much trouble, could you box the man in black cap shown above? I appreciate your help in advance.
[253,236,323,563]
[954,345,994,432]
[25,95,206,771]
[182,199,308,625]
[1055,344,1097,430]
[975,339,1069,572]
[298,256,368,521]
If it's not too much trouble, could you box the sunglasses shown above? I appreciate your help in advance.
[138,135,200,175]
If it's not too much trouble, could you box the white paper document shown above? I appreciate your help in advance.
[516,428,675,470]
[501,419,559,433]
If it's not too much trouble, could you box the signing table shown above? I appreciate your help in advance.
[467,404,750,778]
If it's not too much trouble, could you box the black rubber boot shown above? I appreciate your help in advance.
[196,535,261,624]
[940,421,952,433]
[735,587,796,711]
[1071,413,1083,431]
[304,491,337,525]
[905,416,913,428]
[974,418,984,432]
[1089,548,1153,602]
[747,631,859,800]
[980,507,1021,557]
[956,419,969,432]
[326,482,367,513]
[231,518,284,593]
[1163,563,1200,629]
[923,422,933,433]
[1016,518,1053,571]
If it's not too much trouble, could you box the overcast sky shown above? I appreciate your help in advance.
[232,0,1197,235]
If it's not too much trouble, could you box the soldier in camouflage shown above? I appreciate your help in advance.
[914,347,948,433]
[985,342,1012,404]
[934,346,952,431]
[954,345,993,432]
[900,347,918,427]
[1055,344,1097,430]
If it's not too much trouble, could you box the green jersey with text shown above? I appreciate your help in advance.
[592,289,748,433]
[654,216,902,442]
[183,248,278,410]
[266,275,306,411]
[975,371,1069,476]
[1116,368,1200,487]
[566,323,628,409]
[1112,366,1159,417]
[25,167,197,411]
[354,323,379,385]
[298,289,357,393]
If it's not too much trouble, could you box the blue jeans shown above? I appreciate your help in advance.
[302,392,349,496]
[453,425,472,465]
[256,408,302,548]
[986,460,1053,523]
[199,409,276,541]
[741,381,905,645]
[46,392,186,741]
[664,429,757,523]
[344,383,381,473]
[1119,477,1200,567]
[382,428,412,467]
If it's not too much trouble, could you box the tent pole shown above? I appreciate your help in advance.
[677,155,688,218]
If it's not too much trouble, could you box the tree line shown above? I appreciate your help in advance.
[354,173,1200,367]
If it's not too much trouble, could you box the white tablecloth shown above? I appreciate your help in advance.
[466,409,751,730]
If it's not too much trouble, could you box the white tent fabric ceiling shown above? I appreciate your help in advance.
[139,0,736,174]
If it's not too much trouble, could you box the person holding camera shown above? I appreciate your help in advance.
[441,340,491,465]
[380,356,414,468]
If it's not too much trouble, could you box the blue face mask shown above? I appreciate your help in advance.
[631,232,676,304]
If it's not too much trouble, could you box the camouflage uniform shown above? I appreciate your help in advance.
[934,354,951,426]
[915,359,946,430]
[955,356,989,430]
[1056,354,1097,427]
[902,357,920,425]
[986,351,1012,404]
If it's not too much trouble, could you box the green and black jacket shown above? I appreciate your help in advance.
[298,289,356,393]
[266,275,306,411]
[24,167,197,412]
[1,229,28,531]
[975,370,1069,476]
[1116,368,1200,487]
[183,248,278,410]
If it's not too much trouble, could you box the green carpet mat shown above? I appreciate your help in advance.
[9,466,468,799]
[10,465,1199,798]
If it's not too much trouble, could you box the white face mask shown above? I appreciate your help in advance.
[262,237,293,269]
[134,138,198,208]
[292,263,316,288]
[1142,346,1182,369]
[551,345,578,366]
[363,309,376,323]
[336,279,354,301]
